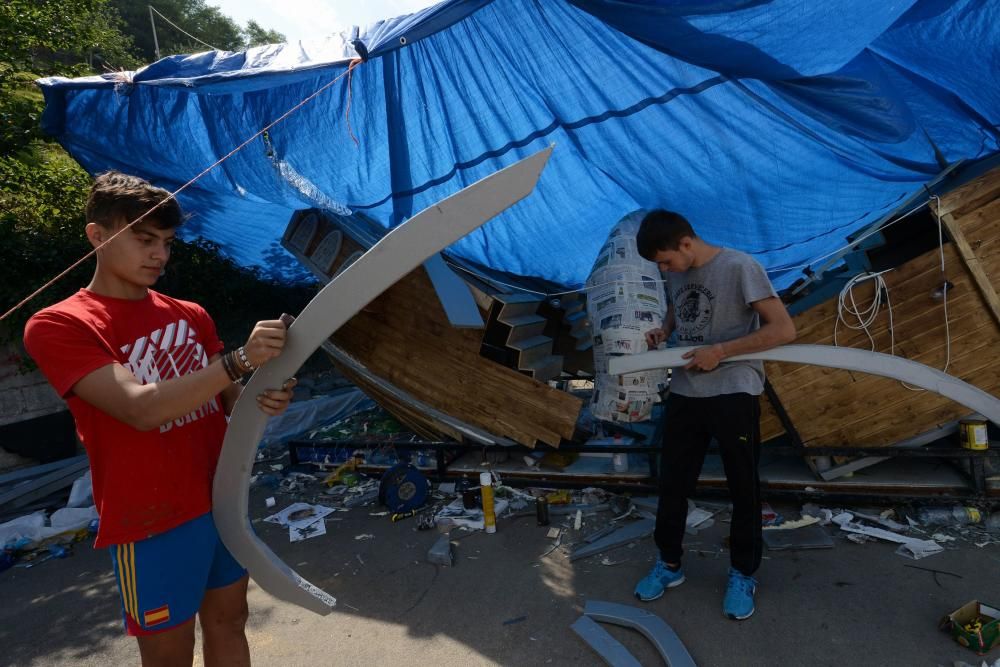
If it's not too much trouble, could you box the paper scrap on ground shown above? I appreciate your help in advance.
[265,502,336,529]
[850,510,908,532]
[290,519,327,542]
[435,497,510,531]
[833,513,942,559]
[265,502,336,542]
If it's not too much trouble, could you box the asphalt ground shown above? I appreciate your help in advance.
[2,493,999,666]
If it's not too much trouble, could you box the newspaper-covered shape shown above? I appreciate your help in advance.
[585,210,668,422]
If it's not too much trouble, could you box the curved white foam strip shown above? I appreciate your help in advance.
[214,147,553,614]
[608,344,1000,426]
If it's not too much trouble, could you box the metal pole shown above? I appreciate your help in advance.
[149,6,161,61]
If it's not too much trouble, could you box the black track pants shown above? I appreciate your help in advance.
[653,392,763,576]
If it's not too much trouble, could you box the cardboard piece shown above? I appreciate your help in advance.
[940,601,1000,655]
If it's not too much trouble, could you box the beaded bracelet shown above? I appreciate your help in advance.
[235,346,254,372]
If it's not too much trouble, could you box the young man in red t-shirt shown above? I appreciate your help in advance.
[24,172,297,666]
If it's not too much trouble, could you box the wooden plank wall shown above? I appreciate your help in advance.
[762,168,1000,446]
[288,213,583,448]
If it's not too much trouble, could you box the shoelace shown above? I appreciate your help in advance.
[657,561,681,577]
[729,573,755,594]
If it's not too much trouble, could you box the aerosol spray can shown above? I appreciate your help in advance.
[480,472,497,534]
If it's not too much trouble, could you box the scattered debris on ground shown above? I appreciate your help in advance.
[0,459,97,573]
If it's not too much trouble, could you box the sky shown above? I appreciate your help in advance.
[208,0,442,43]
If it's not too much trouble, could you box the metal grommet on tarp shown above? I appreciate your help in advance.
[379,463,429,512]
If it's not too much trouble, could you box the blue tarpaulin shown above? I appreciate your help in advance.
[37,0,1000,291]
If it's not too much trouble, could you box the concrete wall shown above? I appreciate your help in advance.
[0,344,66,427]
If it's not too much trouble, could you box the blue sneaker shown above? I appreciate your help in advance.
[634,560,685,602]
[723,567,757,620]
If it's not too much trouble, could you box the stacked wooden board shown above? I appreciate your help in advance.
[761,166,1000,447]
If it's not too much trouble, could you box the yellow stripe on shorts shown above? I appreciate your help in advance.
[128,543,139,622]
[117,543,139,622]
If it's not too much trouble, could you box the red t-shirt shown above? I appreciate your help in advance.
[23,289,228,547]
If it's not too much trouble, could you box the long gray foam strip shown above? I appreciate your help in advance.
[570,615,643,667]
[609,344,1000,426]
[584,600,697,667]
[214,147,553,615]
[569,519,655,561]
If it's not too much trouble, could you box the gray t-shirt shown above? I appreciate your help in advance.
[666,248,777,397]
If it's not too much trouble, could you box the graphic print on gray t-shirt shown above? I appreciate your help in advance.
[667,248,777,397]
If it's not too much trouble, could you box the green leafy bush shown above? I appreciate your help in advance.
[0,0,312,370]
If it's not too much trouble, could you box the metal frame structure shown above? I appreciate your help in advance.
[286,435,998,501]
[214,147,553,615]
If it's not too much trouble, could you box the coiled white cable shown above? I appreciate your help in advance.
[834,196,951,389]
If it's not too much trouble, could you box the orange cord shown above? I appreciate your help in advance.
[345,58,362,147]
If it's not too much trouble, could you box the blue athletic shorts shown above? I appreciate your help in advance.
[109,512,247,636]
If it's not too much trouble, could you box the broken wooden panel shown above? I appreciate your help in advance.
[762,165,1000,447]
[333,360,462,442]
[283,210,582,448]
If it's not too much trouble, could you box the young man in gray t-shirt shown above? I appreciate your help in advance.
[633,209,796,620]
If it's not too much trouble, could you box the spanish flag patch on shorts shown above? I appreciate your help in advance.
[143,605,170,627]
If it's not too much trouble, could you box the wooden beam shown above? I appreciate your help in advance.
[939,212,1000,332]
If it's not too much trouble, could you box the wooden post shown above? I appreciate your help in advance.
[939,211,1000,332]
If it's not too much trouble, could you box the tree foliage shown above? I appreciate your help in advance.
[0,0,308,364]
[244,20,286,48]
[0,0,138,154]
[110,1,286,61]
[0,0,138,73]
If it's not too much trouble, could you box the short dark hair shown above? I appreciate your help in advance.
[636,209,696,260]
[85,171,183,230]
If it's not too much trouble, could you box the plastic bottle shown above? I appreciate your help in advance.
[610,434,627,472]
[915,506,983,526]
[480,472,497,534]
